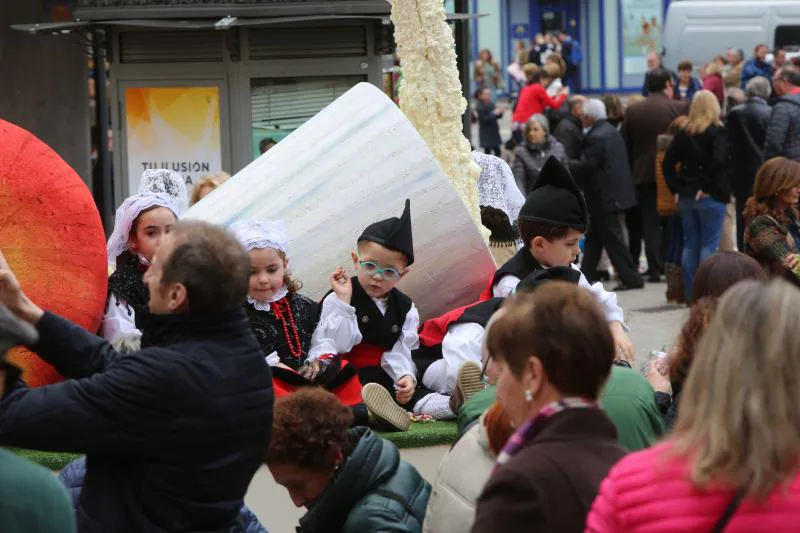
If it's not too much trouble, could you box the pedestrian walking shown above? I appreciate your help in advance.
[475,87,504,156]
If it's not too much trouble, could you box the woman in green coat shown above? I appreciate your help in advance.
[266,388,431,533]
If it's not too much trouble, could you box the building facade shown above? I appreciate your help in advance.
[470,0,672,93]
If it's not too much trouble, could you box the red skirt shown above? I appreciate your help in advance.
[271,359,363,406]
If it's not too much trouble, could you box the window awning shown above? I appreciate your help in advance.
[12,12,483,34]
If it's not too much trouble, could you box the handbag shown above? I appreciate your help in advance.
[656,133,678,215]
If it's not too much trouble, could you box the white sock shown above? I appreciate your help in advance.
[413,393,455,420]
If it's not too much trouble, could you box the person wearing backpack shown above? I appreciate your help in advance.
[663,91,730,302]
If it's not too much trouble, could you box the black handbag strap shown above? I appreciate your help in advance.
[711,489,745,533]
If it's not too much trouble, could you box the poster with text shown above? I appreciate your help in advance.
[125,86,222,196]
[621,0,663,76]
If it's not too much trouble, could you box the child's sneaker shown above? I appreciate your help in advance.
[449,361,485,413]
[362,383,411,432]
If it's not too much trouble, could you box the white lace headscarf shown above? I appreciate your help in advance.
[471,151,525,222]
[106,192,181,267]
[229,219,289,256]
[138,169,189,215]
[229,219,290,309]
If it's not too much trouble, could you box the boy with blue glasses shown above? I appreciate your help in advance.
[309,200,431,431]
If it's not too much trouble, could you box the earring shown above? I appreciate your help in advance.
[524,389,534,402]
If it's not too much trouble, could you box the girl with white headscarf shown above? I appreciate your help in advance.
[102,192,181,351]
[138,169,189,214]
[230,219,365,415]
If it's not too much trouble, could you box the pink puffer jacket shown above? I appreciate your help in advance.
[585,442,800,533]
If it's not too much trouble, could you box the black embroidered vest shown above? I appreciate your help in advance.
[107,251,150,329]
[491,247,543,289]
[245,292,320,370]
[348,277,412,351]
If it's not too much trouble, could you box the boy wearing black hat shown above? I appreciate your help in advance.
[480,157,634,360]
[309,200,427,431]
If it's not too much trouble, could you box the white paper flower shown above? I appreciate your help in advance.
[390,0,487,241]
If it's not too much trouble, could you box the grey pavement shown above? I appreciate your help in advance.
[245,279,685,532]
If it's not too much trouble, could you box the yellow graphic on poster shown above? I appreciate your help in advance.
[125,86,222,195]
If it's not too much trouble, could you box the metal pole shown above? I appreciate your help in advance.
[453,0,472,141]
[92,29,114,235]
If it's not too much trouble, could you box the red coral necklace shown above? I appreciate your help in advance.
[271,298,303,359]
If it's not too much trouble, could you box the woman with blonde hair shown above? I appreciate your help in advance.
[190,171,230,206]
[588,279,800,532]
[662,90,729,301]
[703,60,725,108]
[743,157,800,284]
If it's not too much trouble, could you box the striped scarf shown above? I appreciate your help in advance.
[494,397,599,472]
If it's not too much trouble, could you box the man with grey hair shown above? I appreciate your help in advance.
[0,304,76,532]
[725,47,746,88]
[764,64,800,162]
[728,76,772,248]
[576,99,643,290]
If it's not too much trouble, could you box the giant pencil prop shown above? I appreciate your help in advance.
[186,83,495,319]
[0,120,108,386]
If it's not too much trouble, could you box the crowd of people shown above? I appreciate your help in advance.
[2,40,800,533]
[476,41,800,301]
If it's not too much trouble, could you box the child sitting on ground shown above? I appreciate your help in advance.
[102,192,180,351]
[230,218,363,408]
[309,200,440,431]
[479,156,635,360]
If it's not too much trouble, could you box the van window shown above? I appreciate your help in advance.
[775,26,800,49]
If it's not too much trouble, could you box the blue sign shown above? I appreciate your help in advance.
[511,23,531,39]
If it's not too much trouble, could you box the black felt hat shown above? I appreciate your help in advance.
[517,266,581,293]
[518,156,589,230]
[358,199,415,265]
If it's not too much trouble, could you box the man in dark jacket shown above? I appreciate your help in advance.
[641,51,678,97]
[553,95,586,173]
[0,221,274,532]
[764,65,800,162]
[622,68,688,281]
[0,305,77,533]
[577,99,644,291]
[728,76,773,249]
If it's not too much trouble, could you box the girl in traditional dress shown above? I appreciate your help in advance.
[230,219,364,410]
[102,192,181,350]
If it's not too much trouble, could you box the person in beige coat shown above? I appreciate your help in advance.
[423,404,513,533]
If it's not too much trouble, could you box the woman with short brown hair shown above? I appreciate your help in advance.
[744,157,800,284]
[472,282,625,533]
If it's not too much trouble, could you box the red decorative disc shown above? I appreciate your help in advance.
[0,120,107,386]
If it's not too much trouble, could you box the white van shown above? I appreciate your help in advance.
[663,0,800,69]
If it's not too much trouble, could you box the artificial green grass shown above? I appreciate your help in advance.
[13,421,459,472]
[377,420,459,448]
[12,449,81,471]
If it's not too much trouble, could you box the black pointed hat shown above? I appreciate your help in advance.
[358,199,415,265]
[518,156,589,230]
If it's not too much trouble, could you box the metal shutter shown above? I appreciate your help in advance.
[119,31,224,63]
[251,76,364,131]
[248,25,368,60]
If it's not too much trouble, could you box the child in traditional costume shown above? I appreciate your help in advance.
[416,266,582,412]
[479,156,635,360]
[102,192,181,351]
[309,200,438,431]
[230,219,363,407]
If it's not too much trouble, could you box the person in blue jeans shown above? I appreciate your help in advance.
[663,90,730,302]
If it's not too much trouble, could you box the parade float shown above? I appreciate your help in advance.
[0,120,108,386]
[188,1,495,320]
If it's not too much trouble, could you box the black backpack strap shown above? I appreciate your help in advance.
[372,489,424,525]
[711,489,745,533]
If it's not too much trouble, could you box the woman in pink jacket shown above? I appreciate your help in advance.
[586,279,800,533]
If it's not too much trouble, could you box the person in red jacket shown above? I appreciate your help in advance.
[586,279,800,533]
[512,70,569,142]
[703,61,726,109]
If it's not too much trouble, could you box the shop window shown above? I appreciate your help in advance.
[775,26,800,50]
[251,76,365,158]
